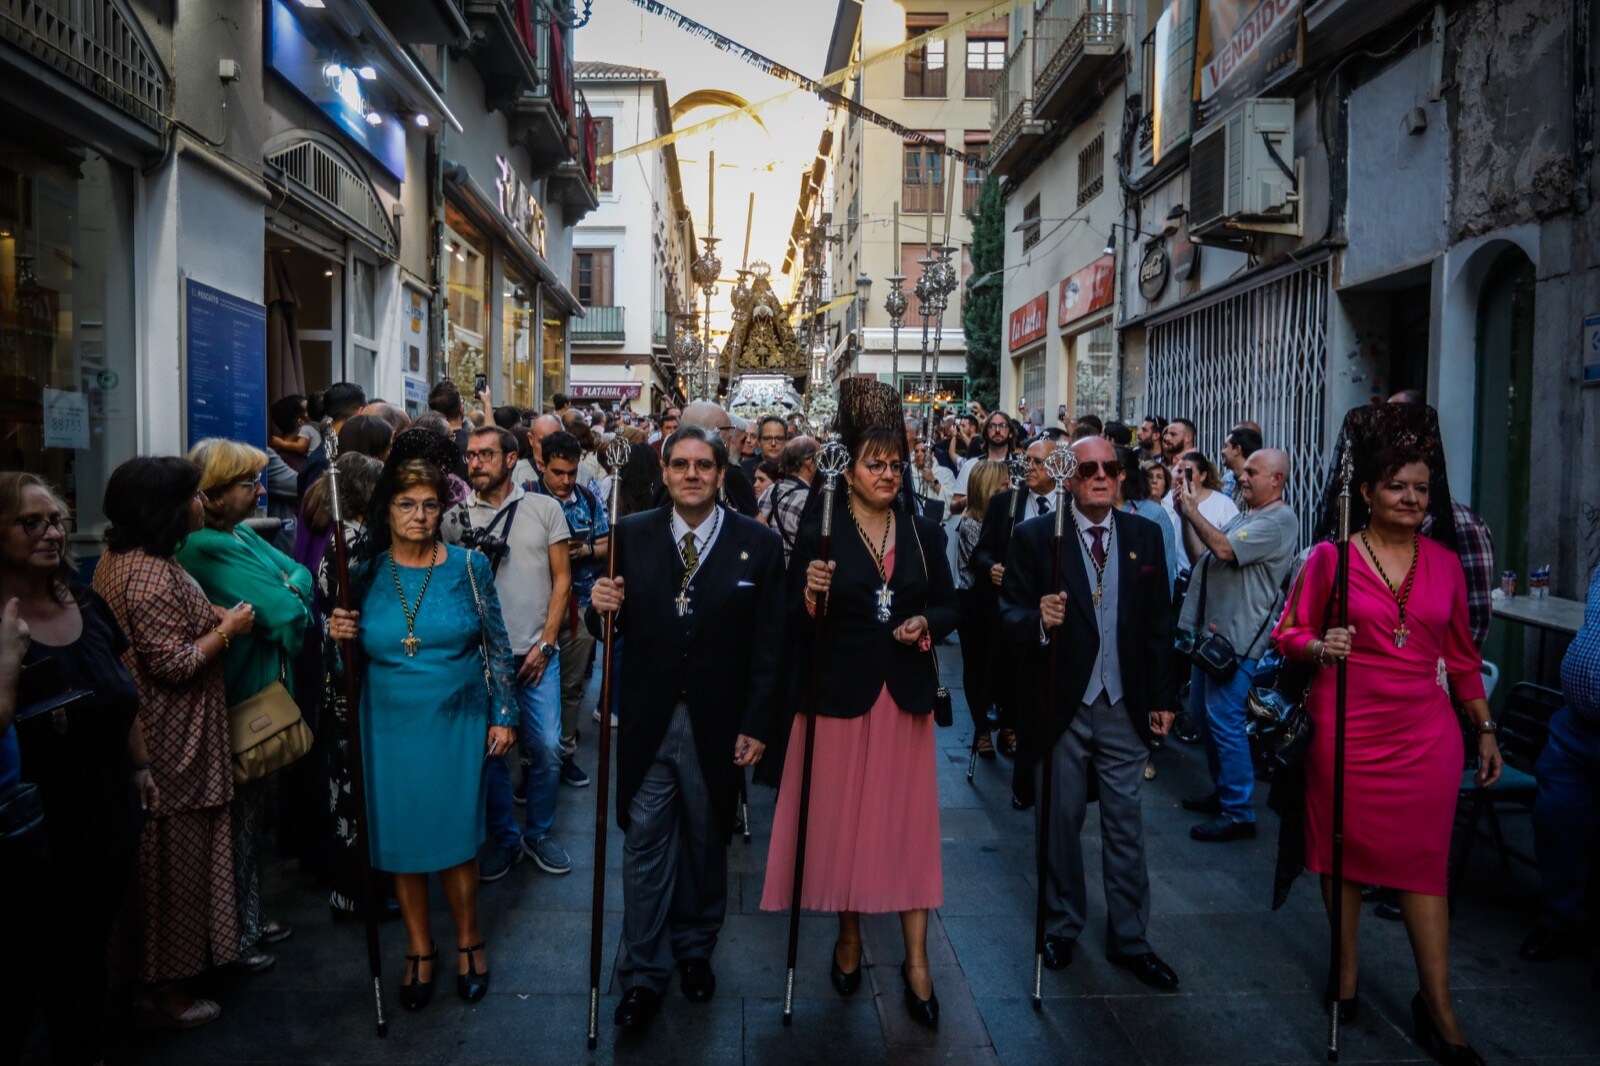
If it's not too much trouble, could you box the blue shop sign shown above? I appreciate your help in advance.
[267,0,406,183]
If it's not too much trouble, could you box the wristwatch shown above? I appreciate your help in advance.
[538,641,558,660]
[1474,720,1499,735]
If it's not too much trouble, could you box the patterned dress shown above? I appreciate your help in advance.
[92,550,242,981]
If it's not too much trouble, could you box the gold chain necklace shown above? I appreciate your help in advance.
[1074,516,1114,608]
[849,497,895,623]
[389,545,439,657]
[674,507,721,618]
[1359,529,1419,649]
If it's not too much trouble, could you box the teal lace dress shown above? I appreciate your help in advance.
[354,546,515,873]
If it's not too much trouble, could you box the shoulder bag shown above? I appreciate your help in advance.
[908,512,954,727]
[230,657,313,784]
[1244,546,1340,778]
[1185,555,1276,682]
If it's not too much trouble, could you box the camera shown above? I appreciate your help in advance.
[459,525,509,569]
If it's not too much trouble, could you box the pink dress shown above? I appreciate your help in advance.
[1272,538,1484,896]
[761,546,943,913]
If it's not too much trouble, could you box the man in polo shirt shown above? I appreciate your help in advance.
[444,425,575,880]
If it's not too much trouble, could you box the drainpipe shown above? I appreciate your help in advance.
[1573,0,1593,213]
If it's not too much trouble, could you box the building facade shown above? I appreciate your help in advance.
[0,0,595,548]
[823,0,1003,412]
[569,62,694,413]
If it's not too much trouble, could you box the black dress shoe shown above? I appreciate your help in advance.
[1189,815,1257,842]
[900,964,939,1029]
[1108,951,1179,990]
[457,942,489,1003]
[830,942,863,997]
[399,943,437,1012]
[1040,936,1074,971]
[1181,792,1222,814]
[613,986,662,1028]
[1411,991,1484,1064]
[679,958,715,1003]
[1519,925,1570,962]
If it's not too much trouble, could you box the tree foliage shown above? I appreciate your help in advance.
[962,176,1004,410]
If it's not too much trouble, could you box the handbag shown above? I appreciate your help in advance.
[1185,555,1276,683]
[229,662,313,785]
[1245,550,1339,778]
[908,510,954,727]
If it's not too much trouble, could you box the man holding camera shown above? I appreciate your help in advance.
[444,425,575,880]
[1175,449,1297,842]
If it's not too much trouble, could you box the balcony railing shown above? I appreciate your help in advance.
[572,305,625,344]
[0,0,168,131]
[508,2,577,174]
[1031,0,1127,121]
[900,180,945,214]
[963,177,982,212]
[987,39,1042,175]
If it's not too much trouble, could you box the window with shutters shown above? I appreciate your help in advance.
[963,133,989,211]
[965,20,1008,98]
[1077,133,1105,207]
[904,14,948,97]
[902,139,945,214]
[594,117,614,192]
[572,248,614,307]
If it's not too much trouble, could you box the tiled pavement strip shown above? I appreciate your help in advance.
[100,643,1599,1065]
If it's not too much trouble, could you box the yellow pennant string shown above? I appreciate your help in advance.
[599,0,1027,166]
[791,292,858,323]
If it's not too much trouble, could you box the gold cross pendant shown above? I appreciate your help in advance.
[676,591,692,618]
[1393,624,1409,650]
[402,634,421,657]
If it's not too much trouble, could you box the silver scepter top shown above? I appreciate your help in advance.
[1045,442,1079,538]
[322,419,345,526]
[602,437,631,525]
[815,439,850,539]
[1337,437,1354,541]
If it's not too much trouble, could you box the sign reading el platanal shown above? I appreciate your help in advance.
[266,0,406,183]
[1194,0,1304,126]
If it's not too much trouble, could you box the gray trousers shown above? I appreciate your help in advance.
[618,704,728,993]
[1034,694,1152,955]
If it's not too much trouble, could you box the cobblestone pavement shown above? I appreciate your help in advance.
[95,645,1599,1065]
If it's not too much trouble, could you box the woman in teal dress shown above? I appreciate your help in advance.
[177,437,314,967]
[329,430,516,1011]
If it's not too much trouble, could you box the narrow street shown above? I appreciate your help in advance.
[112,648,1599,1065]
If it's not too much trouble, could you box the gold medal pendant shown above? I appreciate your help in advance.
[1393,624,1409,650]
[402,634,421,657]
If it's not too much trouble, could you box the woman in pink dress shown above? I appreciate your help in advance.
[761,423,957,1029]
[1273,440,1502,1066]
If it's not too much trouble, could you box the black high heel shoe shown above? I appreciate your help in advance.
[458,942,490,1003]
[1411,992,1484,1065]
[1323,972,1359,1024]
[830,941,862,997]
[900,963,939,1029]
[399,943,437,1012]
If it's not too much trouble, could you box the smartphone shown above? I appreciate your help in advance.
[473,373,487,396]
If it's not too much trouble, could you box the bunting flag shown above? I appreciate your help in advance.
[605,0,1030,169]
[791,292,859,324]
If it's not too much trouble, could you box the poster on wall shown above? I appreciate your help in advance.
[1193,0,1303,126]
[185,278,268,450]
[1140,0,1197,169]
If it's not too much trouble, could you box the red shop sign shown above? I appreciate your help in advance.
[568,381,643,400]
[1008,292,1049,351]
[1057,254,1115,328]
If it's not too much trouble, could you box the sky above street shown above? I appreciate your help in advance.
[581,0,835,314]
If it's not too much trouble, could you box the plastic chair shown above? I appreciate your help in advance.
[1449,682,1564,903]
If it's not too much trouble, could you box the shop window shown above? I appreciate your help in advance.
[502,270,534,408]
[1071,320,1117,422]
[1019,348,1046,411]
[573,248,614,306]
[904,14,947,98]
[0,144,136,534]
[1078,133,1105,207]
[594,117,614,193]
[349,256,378,395]
[902,140,945,214]
[444,206,487,388]
[542,314,565,411]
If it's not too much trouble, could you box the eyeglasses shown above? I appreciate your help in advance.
[465,449,505,463]
[667,457,718,474]
[16,514,72,538]
[392,499,442,516]
[231,476,263,491]
[861,459,906,478]
[1074,460,1124,480]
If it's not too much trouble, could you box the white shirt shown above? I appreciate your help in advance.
[1026,490,1057,518]
[670,505,725,564]
[1071,501,1112,544]
[450,486,570,654]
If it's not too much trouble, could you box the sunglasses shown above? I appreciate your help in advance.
[1074,460,1124,480]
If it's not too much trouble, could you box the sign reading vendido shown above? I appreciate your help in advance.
[1009,292,1049,351]
[1194,0,1303,125]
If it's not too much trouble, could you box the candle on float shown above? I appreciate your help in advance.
[893,200,900,263]
[707,150,715,235]
[941,151,956,247]
[742,192,754,269]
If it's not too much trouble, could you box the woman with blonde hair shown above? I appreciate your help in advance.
[176,438,314,970]
[956,460,1009,757]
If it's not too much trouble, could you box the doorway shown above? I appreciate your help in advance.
[265,243,342,401]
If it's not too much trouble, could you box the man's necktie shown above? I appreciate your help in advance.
[1090,526,1107,568]
[680,531,699,577]
[1035,495,1048,517]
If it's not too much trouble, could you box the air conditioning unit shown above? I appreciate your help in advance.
[1189,98,1300,238]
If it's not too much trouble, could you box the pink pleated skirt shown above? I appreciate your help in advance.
[760,685,942,914]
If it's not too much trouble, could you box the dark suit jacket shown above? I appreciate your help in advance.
[786,504,959,720]
[586,507,784,841]
[997,508,1176,754]
[971,488,1035,606]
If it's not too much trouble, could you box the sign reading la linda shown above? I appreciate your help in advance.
[1009,292,1049,351]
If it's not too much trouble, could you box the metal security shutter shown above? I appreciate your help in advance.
[1145,262,1329,546]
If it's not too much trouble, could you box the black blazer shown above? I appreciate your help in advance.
[586,507,785,841]
[970,488,1038,604]
[997,508,1177,753]
[786,503,958,720]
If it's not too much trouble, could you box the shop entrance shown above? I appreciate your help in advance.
[265,242,341,404]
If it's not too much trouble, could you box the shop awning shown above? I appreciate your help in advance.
[442,159,585,318]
